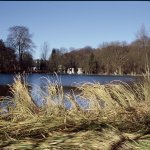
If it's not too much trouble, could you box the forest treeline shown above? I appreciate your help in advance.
[0,25,150,75]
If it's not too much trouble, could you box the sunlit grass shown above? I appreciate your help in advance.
[0,74,150,149]
[78,79,150,131]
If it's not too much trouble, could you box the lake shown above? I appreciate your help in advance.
[0,73,137,85]
[0,73,137,96]
[0,73,139,110]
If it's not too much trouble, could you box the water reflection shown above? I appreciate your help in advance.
[28,74,135,109]
[0,73,136,87]
[0,74,136,110]
[0,85,12,96]
[30,82,86,109]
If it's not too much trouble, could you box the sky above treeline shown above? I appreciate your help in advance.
[0,1,150,59]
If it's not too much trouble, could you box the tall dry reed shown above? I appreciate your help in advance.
[0,74,150,141]
[77,78,150,131]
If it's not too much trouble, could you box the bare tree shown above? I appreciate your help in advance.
[41,42,50,61]
[60,47,68,54]
[135,24,150,50]
[7,26,35,70]
[40,42,50,71]
[134,25,150,72]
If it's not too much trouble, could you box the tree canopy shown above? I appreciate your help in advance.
[7,26,35,70]
[1,25,150,75]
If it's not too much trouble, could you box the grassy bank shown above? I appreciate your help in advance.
[0,75,150,149]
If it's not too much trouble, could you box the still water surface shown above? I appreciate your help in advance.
[0,73,136,86]
[0,73,137,109]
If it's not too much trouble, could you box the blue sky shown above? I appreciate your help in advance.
[0,1,150,59]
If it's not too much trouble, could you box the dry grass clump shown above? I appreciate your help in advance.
[77,78,150,131]
[0,75,93,141]
[40,76,65,116]
[0,75,150,149]
[8,76,39,121]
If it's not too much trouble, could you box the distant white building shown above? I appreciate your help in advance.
[77,68,83,74]
[67,67,83,74]
[72,68,75,74]
[67,68,75,74]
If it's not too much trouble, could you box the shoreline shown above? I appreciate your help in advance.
[0,71,144,77]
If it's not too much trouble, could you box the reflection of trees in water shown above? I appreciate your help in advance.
[0,85,12,96]
[30,84,89,110]
[30,85,46,107]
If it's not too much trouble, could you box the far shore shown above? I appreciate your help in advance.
[0,70,145,77]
